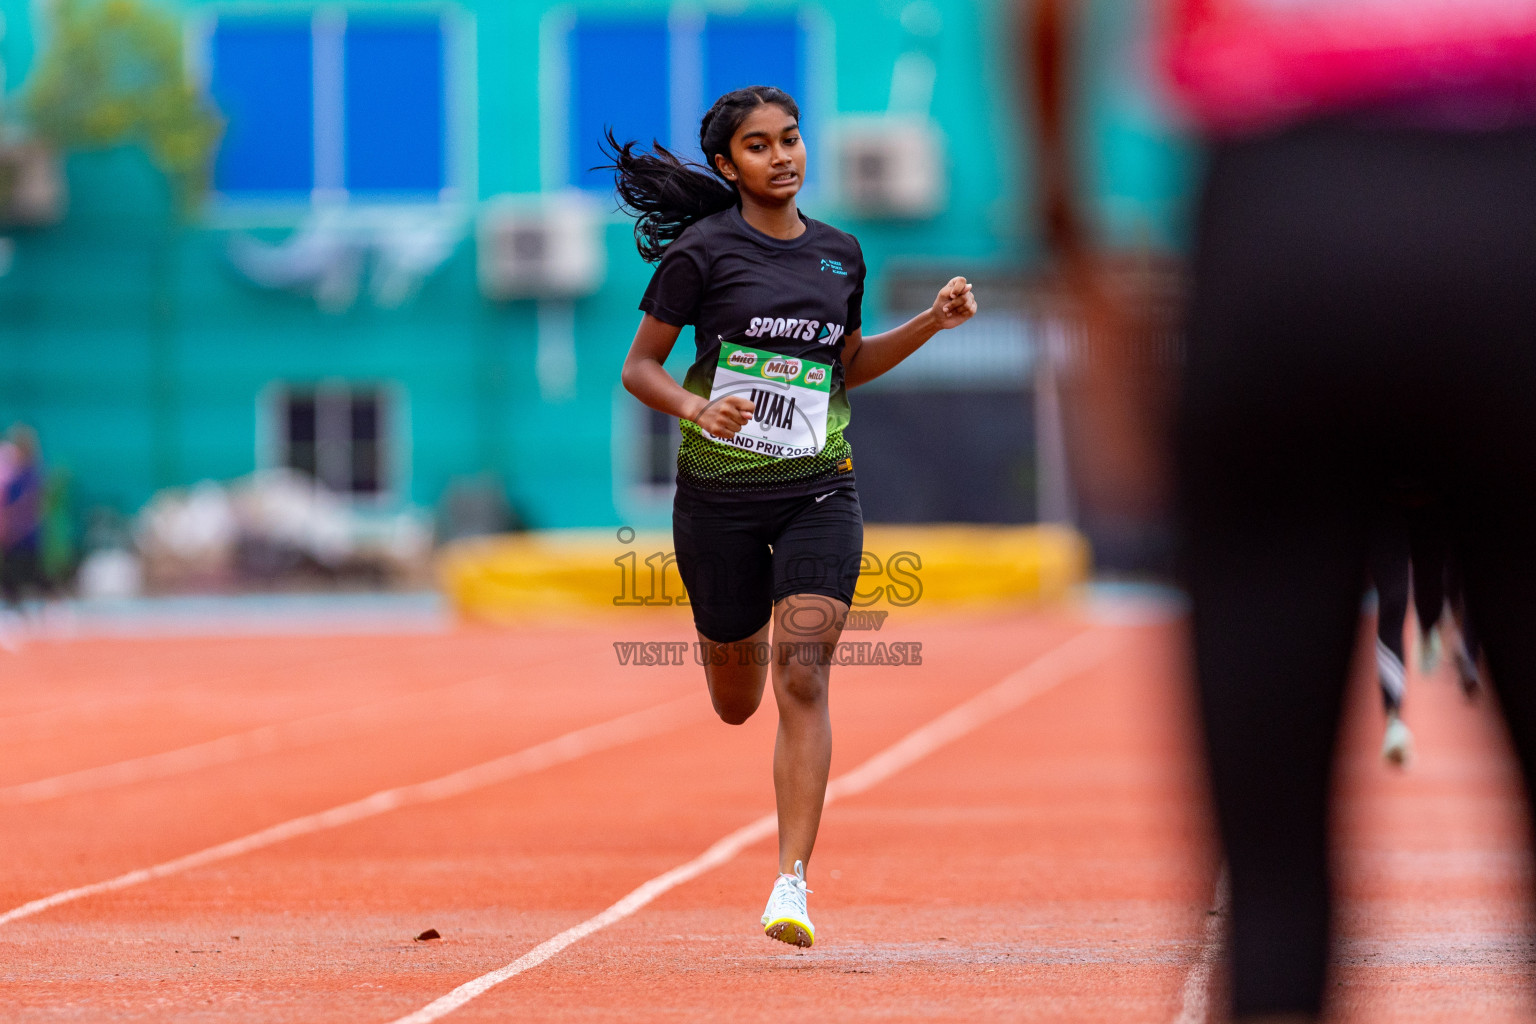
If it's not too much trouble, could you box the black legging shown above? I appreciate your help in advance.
[1447,557,1483,668]
[0,545,48,608]
[1178,115,1536,1017]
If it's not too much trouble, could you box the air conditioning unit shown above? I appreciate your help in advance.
[477,192,606,300]
[834,117,946,220]
[0,143,65,227]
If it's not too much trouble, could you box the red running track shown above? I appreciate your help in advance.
[0,606,1529,1022]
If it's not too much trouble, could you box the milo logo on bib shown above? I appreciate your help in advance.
[762,357,802,382]
[707,342,833,460]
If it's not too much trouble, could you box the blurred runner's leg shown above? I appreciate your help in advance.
[1180,117,1536,1018]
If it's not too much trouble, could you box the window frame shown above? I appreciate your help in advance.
[189,2,478,226]
[257,379,411,507]
[539,5,835,202]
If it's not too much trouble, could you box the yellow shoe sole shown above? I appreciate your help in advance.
[764,917,815,948]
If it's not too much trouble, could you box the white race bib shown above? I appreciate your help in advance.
[704,342,832,460]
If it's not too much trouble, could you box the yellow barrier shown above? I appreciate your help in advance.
[438,524,1090,625]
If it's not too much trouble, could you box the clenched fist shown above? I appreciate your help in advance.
[931,276,978,329]
[695,394,757,439]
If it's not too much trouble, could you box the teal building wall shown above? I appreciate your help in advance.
[0,0,1192,532]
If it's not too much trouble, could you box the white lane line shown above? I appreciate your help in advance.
[1172,869,1229,1024]
[385,627,1117,1024]
[0,673,532,805]
[0,696,702,928]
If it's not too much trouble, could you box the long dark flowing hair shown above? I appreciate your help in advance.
[601,85,802,263]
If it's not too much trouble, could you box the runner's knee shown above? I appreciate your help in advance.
[711,693,760,725]
[706,665,766,724]
[778,663,829,707]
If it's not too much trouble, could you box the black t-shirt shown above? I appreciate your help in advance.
[640,206,865,500]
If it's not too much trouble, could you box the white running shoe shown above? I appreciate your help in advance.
[761,860,815,947]
[1382,713,1414,768]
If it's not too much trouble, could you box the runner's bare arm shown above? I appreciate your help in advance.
[841,277,976,389]
[621,313,755,439]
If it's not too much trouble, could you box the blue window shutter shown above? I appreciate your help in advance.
[703,15,805,119]
[344,21,446,195]
[210,20,314,195]
[570,19,670,192]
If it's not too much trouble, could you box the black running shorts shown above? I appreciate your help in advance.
[672,485,864,642]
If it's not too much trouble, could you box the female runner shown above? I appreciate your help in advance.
[610,85,976,946]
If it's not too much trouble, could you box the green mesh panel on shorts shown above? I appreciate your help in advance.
[677,363,853,495]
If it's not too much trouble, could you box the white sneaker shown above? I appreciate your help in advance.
[1382,714,1414,768]
[761,860,815,947]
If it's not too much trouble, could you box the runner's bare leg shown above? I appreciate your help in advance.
[699,621,772,724]
[771,593,848,875]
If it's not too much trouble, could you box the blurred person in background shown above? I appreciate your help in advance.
[1166,1,1536,1020]
[1027,0,1536,1019]
[1367,517,1415,767]
[1,424,50,608]
[1403,509,1486,700]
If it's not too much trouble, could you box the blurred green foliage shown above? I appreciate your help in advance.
[25,0,222,211]
[41,468,74,581]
